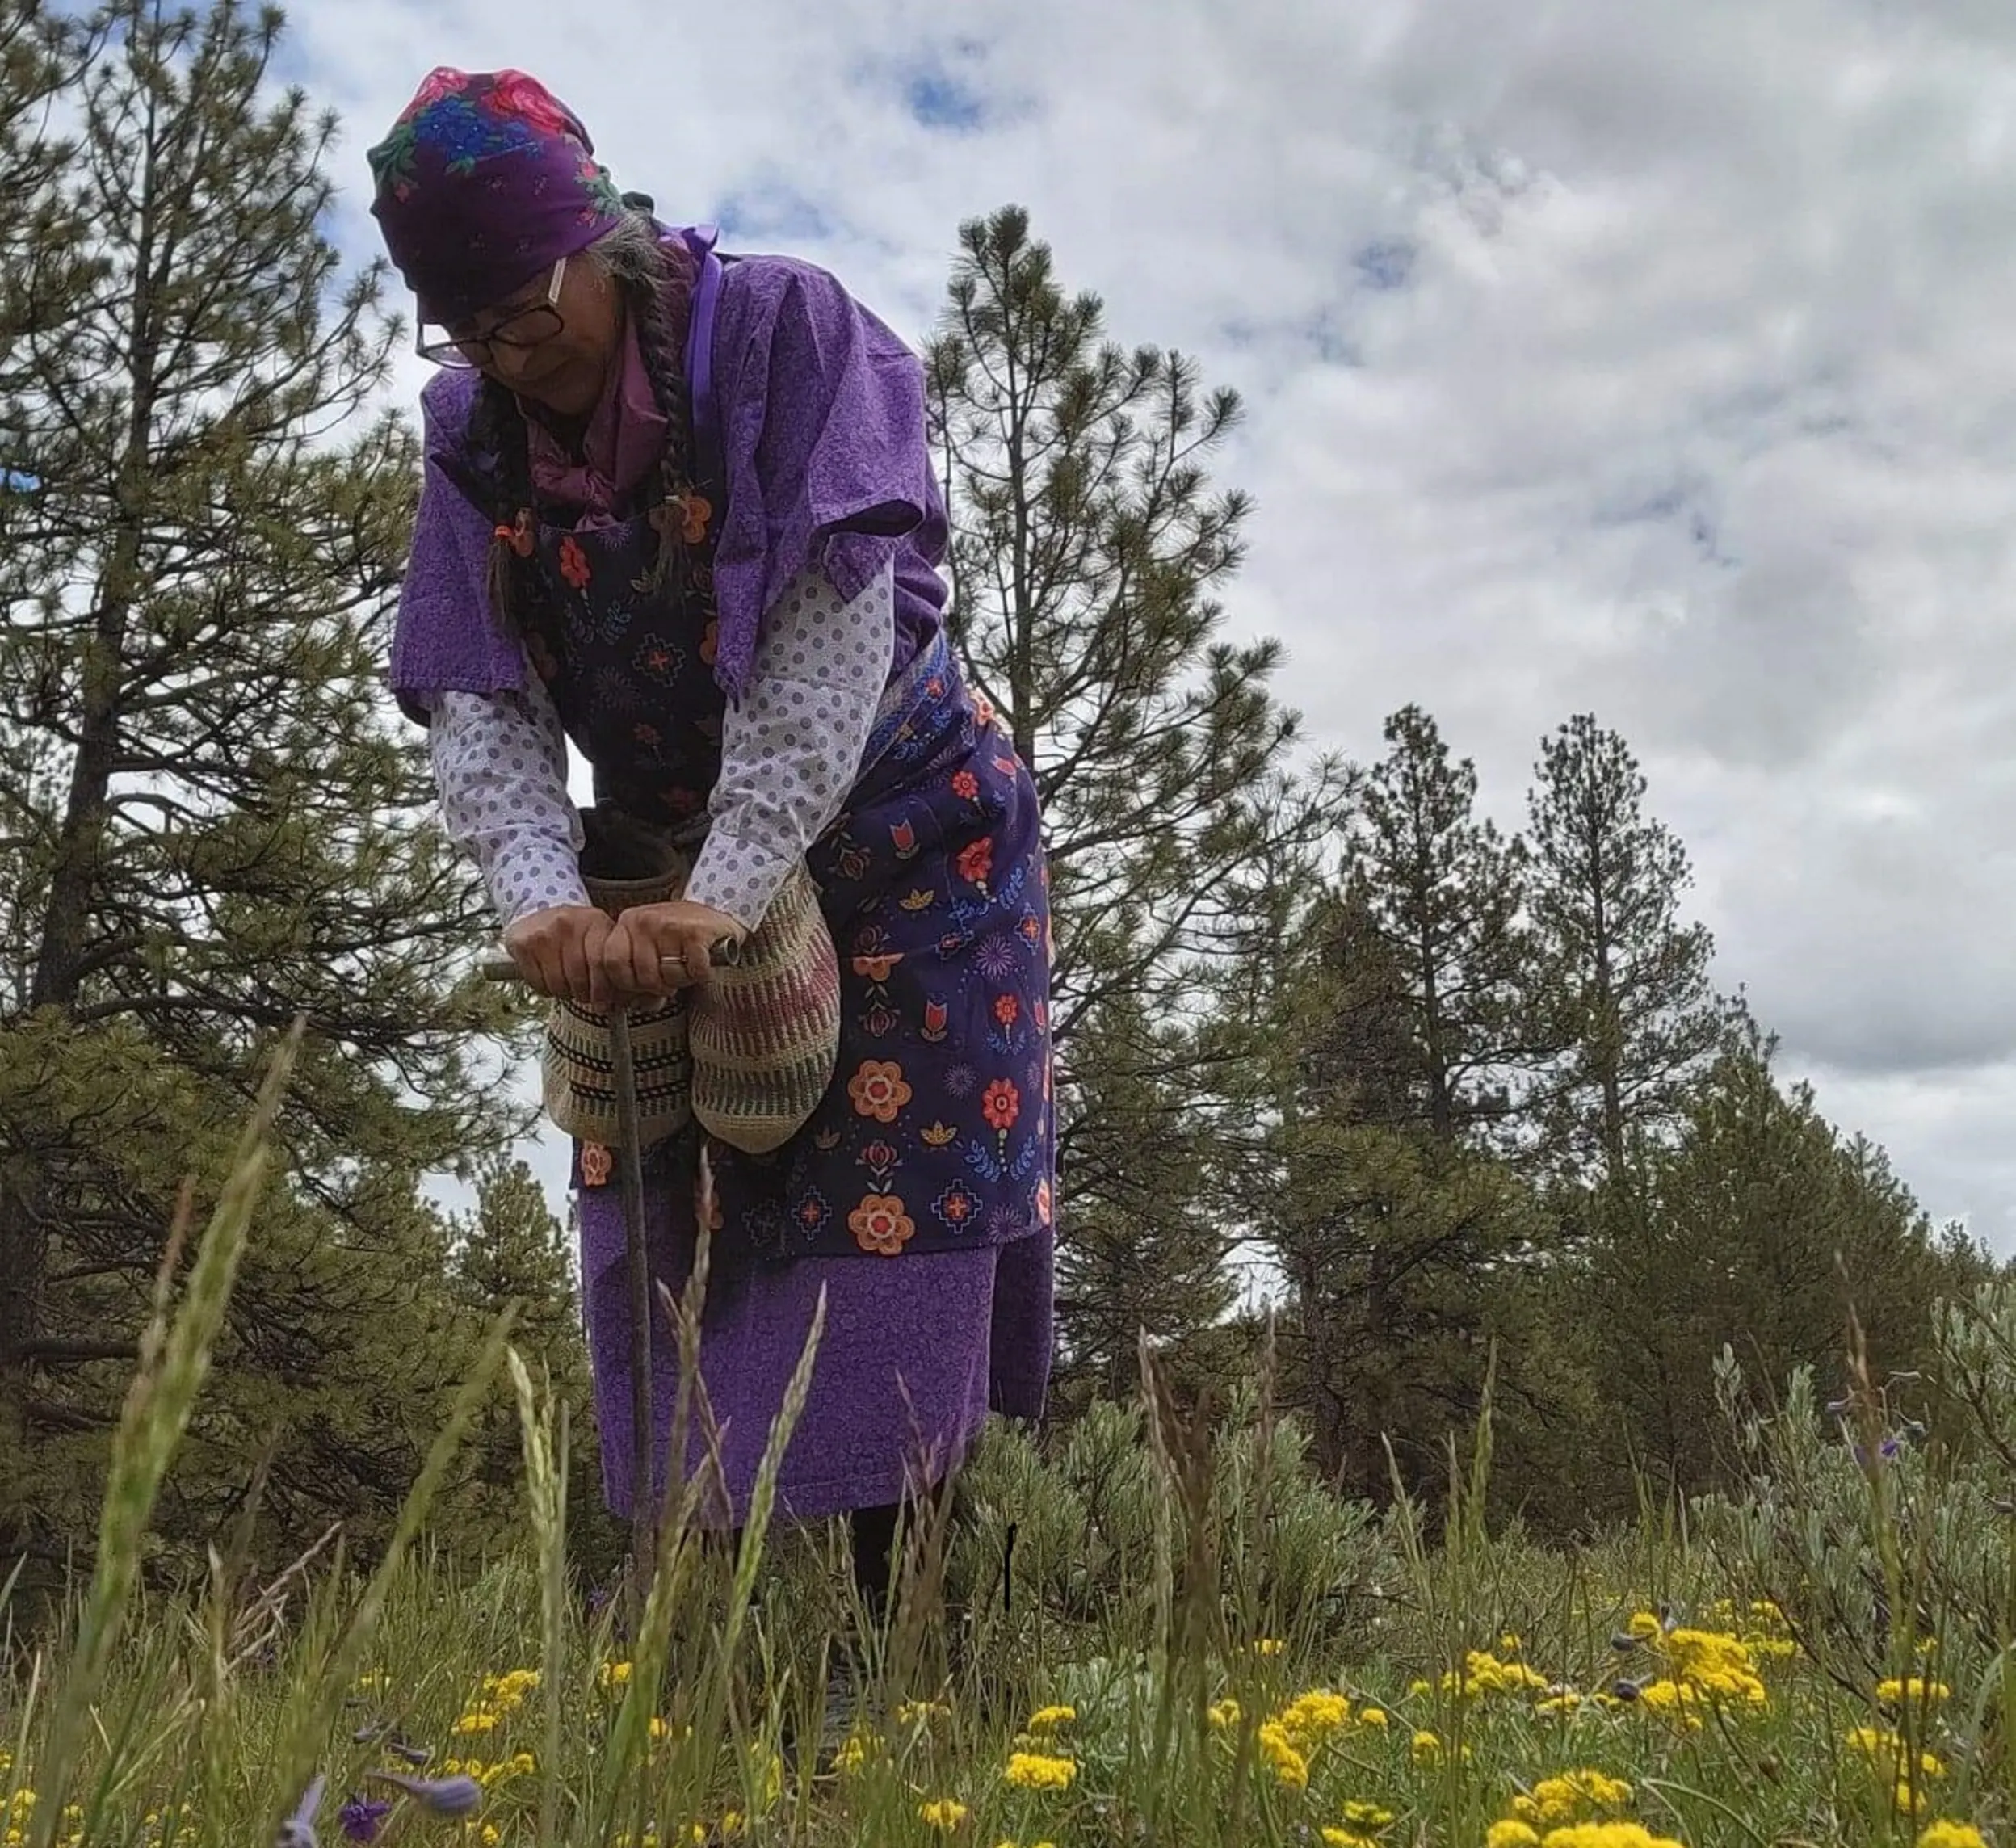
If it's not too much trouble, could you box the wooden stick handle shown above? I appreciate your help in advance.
[479,937,741,985]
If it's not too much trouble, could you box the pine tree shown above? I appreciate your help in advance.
[443,1157,611,1546]
[1524,715,1731,1179]
[1347,705,1535,1145]
[1257,888,1543,1500]
[1589,1031,1990,1493]
[0,0,519,1573]
[927,206,1329,1387]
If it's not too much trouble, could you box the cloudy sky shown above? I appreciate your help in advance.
[298,0,2016,1252]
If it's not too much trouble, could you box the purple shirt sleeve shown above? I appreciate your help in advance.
[388,372,528,725]
[707,256,938,701]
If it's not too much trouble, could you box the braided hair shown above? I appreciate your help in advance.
[464,206,703,643]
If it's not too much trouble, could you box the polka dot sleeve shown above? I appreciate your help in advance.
[686,560,894,932]
[428,678,590,928]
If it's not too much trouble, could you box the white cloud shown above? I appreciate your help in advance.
[305,0,2016,1250]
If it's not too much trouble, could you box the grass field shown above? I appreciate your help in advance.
[6,1038,2014,1847]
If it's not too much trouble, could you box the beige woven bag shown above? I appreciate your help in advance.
[540,808,840,1157]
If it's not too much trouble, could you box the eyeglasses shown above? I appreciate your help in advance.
[417,257,567,368]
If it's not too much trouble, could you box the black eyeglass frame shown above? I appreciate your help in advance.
[417,256,568,368]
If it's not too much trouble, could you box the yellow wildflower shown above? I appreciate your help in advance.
[1658,1628,1768,1705]
[1027,1704,1077,1733]
[1321,1833,1379,1848]
[1625,1611,1665,1641]
[1849,1726,1946,1780]
[1413,1729,1443,1762]
[480,1829,501,1848]
[452,1709,500,1734]
[1543,1828,1683,1848]
[1488,1825,1543,1848]
[1539,1692,1584,1716]
[1343,1800,1396,1828]
[834,1732,876,1775]
[1438,1649,1550,1699]
[1251,1637,1287,1657]
[1510,1770,1634,1829]
[1208,1699,1242,1731]
[1258,1720,1310,1790]
[1359,1707,1389,1728]
[899,1699,951,1726]
[1919,1825,1989,1848]
[920,1798,969,1830]
[1880,1678,1953,1708]
[1004,1752,1077,1791]
[1501,1632,1524,1654]
[1277,1688,1353,1746]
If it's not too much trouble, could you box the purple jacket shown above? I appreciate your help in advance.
[388,240,950,725]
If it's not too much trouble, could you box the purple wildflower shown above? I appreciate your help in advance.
[278,1774,326,1848]
[338,1798,393,1844]
[368,1772,482,1819]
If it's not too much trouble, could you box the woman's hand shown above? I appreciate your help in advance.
[602,900,749,1002]
[502,905,615,1006]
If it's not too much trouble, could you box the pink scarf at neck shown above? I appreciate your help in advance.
[522,306,668,527]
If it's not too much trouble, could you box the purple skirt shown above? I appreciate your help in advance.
[580,1173,1053,1525]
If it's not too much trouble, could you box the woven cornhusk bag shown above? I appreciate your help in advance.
[540,811,695,1151]
[540,808,840,1157]
[689,857,841,1153]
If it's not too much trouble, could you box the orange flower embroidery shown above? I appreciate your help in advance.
[852,951,905,981]
[580,1142,612,1188]
[993,994,1020,1028]
[982,1078,1020,1134]
[652,489,712,546]
[951,769,979,800]
[558,535,590,590]
[1035,1177,1053,1225]
[850,1193,915,1257]
[921,1121,958,1148]
[957,838,994,887]
[848,1059,912,1123]
[972,693,996,728]
[901,888,937,912]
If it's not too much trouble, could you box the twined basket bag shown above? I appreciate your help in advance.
[541,808,841,1157]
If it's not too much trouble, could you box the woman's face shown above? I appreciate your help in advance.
[452,254,620,419]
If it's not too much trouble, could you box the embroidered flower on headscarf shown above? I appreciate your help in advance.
[397,65,467,124]
[850,1193,915,1256]
[993,995,1020,1028]
[982,1079,1021,1133]
[482,69,578,137]
[848,1060,912,1123]
[558,535,591,590]
[580,1143,612,1188]
[951,770,979,800]
[1035,1177,1053,1224]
